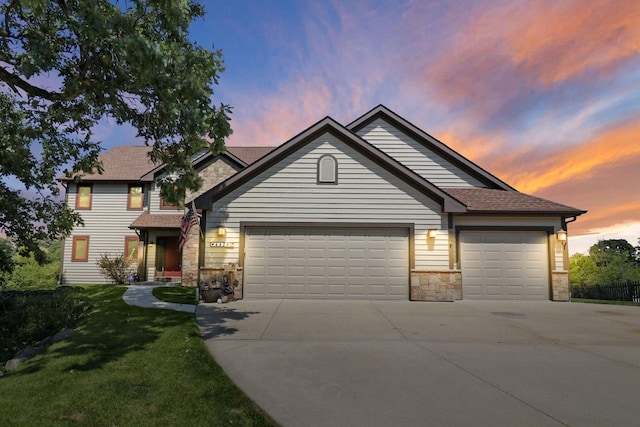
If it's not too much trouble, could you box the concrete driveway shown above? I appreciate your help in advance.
[196,300,640,426]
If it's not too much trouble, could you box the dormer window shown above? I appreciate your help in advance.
[317,155,337,184]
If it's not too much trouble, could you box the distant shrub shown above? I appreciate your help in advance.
[96,253,133,285]
[0,287,91,364]
[2,239,61,290]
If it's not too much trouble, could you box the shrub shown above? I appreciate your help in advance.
[7,255,59,290]
[0,287,92,364]
[96,253,133,285]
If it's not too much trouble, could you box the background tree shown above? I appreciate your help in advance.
[588,239,636,267]
[571,239,640,285]
[569,253,598,285]
[0,0,232,254]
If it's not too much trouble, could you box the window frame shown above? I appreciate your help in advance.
[71,236,90,262]
[160,196,181,210]
[124,236,139,262]
[317,154,338,185]
[75,184,93,210]
[128,184,144,210]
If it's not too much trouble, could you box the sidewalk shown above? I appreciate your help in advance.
[122,284,196,313]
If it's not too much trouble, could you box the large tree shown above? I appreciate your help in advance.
[0,0,231,254]
[571,239,640,285]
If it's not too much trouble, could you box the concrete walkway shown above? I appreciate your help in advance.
[122,284,196,313]
[197,299,640,427]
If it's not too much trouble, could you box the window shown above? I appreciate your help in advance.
[125,236,139,261]
[160,196,180,210]
[128,185,143,210]
[72,236,89,262]
[76,184,92,209]
[317,155,338,184]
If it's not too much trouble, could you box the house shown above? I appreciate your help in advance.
[59,145,273,284]
[61,105,585,301]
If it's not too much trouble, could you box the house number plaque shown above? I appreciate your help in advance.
[210,242,234,248]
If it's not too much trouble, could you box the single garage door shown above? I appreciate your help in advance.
[460,231,549,300]
[244,227,409,299]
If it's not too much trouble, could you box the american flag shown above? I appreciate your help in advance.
[179,204,199,252]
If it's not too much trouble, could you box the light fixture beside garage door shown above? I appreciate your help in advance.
[556,230,567,247]
[427,228,437,240]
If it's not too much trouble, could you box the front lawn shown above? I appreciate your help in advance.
[0,285,273,426]
[152,285,196,305]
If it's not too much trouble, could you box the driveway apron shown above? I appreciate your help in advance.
[196,300,640,427]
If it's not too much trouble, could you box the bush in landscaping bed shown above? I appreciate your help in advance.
[0,286,92,364]
[96,253,134,285]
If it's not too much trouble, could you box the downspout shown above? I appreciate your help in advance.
[142,230,149,281]
[58,181,69,285]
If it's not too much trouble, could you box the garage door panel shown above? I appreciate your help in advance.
[244,227,409,299]
[461,231,549,300]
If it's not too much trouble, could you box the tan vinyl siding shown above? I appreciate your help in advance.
[357,118,487,188]
[204,133,449,270]
[62,182,142,283]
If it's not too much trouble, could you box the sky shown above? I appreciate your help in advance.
[97,0,640,254]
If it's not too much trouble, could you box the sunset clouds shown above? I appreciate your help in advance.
[117,0,640,247]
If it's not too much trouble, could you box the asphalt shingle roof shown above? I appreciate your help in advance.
[129,212,182,229]
[77,146,157,181]
[226,146,275,164]
[67,145,276,182]
[443,188,584,214]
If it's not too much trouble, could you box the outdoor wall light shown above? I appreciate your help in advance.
[556,230,567,242]
[217,226,227,237]
[427,228,437,239]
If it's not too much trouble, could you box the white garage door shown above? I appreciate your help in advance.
[460,231,549,300]
[244,227,409,299]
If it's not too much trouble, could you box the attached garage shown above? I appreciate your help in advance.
[243,227,410,299]
[459,230,550,300]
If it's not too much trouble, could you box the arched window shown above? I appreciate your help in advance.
[317,155,337,184]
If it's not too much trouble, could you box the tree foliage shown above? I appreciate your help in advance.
[0,0,232,253]
[588,239,636,266]
[571,239,640,285]
[1,238,61,289]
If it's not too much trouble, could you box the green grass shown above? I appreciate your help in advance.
[152,286,196,305]
[0,285,273,426]
[571,298,640,306]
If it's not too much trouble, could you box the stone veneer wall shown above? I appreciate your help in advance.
[410,270,462,302]
[551,271,569,301]
[182,158,240,287]
[180,224,200,287]
[198,266,243,298]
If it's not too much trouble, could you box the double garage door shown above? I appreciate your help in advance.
[459,231,550,300]
[244,227,409,299]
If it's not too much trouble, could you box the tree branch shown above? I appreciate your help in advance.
[0,66,67,100]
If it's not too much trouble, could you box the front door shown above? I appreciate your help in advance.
[156,236,181,277]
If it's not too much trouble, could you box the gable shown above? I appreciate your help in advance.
[356,117,489,188]
[216,132,443,215]
[194,117,466,213]
[348,105,513,190]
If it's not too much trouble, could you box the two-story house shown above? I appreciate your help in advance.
[59,145,273,284]
[62,105,585,301]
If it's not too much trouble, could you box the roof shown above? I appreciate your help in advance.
[194,116,467,213]
[347,105,514,191]
[226,146,275,164]
[443,188,586,215]
[129,212,182,229]
[75,146,157,181]
[63,145,276,182]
